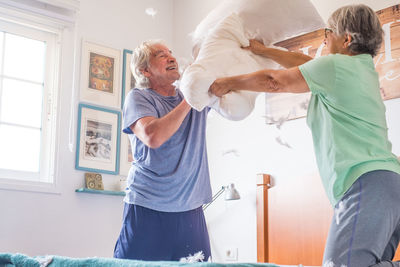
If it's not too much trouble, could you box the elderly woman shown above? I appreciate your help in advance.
[210,4,400,267]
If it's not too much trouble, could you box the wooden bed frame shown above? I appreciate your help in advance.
[256,172,400,265]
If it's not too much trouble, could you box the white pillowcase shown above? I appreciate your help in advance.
[180,0,324,121]
[192,0,324,49]
[181,13,277,120]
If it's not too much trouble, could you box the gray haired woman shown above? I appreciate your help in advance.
[209,4,400,267]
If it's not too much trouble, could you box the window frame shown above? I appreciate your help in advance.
[0,12,62,193]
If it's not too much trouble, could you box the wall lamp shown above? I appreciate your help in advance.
[203,183,240,210]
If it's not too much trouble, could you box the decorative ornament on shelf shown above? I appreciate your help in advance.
[85,172,104,190]
[119,176,127,192]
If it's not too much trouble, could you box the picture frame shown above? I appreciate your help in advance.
[121,49,135,109]
[119,133,133,176]
[75,103,121,175]
[80,40,121,108]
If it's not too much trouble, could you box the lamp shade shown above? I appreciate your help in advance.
[224,183,240,200]
[202,183,240,210]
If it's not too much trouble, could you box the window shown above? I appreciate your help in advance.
[0,18,59,185]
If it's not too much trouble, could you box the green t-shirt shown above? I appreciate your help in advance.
[299,53,400,206]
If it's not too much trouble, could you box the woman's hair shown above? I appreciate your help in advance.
[327,4,383,57]
[130,39,166,89]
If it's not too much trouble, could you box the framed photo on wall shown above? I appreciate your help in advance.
[119,134,133,176]
[122,49,135,109]
[75,103,121,175]
[80,41,121,108]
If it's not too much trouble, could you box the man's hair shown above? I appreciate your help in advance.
[327,4,383,57]
[130,39,166,89]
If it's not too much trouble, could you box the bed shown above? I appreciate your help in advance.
[0,253,309,267]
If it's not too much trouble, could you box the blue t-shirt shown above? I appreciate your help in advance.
[122,88,212,212]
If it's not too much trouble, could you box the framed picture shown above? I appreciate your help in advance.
[119,134,134,176]
[122,49,135,109]
[80,41,121,108]
[75,103,121,175]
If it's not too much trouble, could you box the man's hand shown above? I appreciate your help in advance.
[209,77,233,97]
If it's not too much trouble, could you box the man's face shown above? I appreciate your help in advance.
[145,44,180,85]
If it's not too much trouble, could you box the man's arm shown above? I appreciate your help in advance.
[244,39,313,68]
[130,99,191,149]
[209,67,309,96]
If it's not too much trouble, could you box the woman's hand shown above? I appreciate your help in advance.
[209,77,233,97]
[242,39,267,56]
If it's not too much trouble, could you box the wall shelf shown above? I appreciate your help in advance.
[75,188,125,196]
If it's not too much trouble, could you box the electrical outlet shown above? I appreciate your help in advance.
[225,247,238,261]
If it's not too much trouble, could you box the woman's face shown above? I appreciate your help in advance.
[324,28,349,55]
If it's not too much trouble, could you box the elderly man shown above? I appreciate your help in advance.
[114,40,212,261]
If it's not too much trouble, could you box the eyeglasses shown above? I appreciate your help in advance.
[324,28,333,38]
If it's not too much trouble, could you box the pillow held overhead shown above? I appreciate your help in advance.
[180,0,324,121]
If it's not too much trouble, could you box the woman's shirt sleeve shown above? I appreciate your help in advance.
[299,54,336,95]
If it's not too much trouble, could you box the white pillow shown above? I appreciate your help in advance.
[181,13,279,120]
[192,0,324,49]
[180,0,324,121]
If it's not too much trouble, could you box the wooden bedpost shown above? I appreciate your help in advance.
[256,173,271,263]
[256,171,333,265]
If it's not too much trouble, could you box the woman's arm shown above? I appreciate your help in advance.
[244,39,313,68]
[209,67,309,97]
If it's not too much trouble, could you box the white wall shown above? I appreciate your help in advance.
[173,0,400,263]
[0,0,173,257]
[172,0,217,61]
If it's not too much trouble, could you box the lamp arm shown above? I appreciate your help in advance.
[203,187,225,210]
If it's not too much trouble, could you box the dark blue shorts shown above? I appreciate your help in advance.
[113,203,211,261]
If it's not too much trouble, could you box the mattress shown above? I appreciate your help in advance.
[0,253,314,267]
